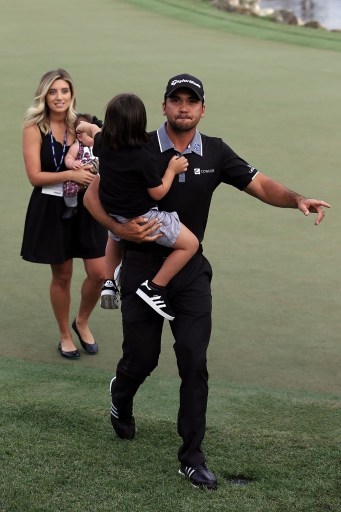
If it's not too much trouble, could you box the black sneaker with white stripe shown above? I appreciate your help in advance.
[136,280,175,321]
[109,377,135,440]
[100,280,119,309]
[179,464,217,490]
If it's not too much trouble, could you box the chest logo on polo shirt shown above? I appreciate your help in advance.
[194,168,214,175]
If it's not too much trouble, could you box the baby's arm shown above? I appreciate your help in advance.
[148,155,188,201]
[76,121,102,138]
[65,141,82,169]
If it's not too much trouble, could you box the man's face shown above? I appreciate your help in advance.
[162,88,205,133]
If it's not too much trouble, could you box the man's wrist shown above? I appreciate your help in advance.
[295,195,307,208]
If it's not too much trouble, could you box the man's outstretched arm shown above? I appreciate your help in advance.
[245,172,331,226]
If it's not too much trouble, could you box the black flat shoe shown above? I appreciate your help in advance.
[72,319,98,354]
[58,342,80,360]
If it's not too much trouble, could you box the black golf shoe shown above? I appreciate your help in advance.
[179,464,217,490]
[109,377,135,440]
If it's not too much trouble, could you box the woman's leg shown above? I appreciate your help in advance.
[50,260,76,351]
[74,256,106,342]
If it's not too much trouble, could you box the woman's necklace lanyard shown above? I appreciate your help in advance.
[50,129,67,171]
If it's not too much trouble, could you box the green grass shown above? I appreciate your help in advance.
[1,0,341,510]
[125,0,341,51]
[1,359,340,512]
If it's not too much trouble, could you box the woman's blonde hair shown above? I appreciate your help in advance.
[23,68,77,134]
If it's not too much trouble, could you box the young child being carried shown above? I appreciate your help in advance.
[77,93,199,321]
[63,113,100,219]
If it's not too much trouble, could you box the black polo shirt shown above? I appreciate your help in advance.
[124,123,258,253]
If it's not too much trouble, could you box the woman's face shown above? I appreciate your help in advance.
[46,79,72,114]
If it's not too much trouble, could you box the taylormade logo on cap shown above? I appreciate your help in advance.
[170,78,201,88]
[164,73,205,101]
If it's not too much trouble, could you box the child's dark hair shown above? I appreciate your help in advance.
[102,93,149,150]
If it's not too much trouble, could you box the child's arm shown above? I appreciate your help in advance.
[76,121,102,138]
[148,155,188,201]
[65,141,82,169]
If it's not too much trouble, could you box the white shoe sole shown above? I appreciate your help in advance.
[136,289,175,321]
[114,262,122,287]
[100,291,119,309]
[109,376,116,396]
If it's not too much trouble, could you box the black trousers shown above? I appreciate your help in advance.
[113,248,212,466]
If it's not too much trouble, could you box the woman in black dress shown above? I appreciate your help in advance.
[21,68,107,359]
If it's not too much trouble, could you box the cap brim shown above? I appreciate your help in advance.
[165,85,204,100]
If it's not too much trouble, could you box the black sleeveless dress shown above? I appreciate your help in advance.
[21,131,107,264]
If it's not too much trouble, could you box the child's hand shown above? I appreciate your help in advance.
[168,155,189,175]
[76,121,101,139]
[72,160,82,169]
[76,121,91,136]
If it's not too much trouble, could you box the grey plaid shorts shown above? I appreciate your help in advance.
[109,207,181,247]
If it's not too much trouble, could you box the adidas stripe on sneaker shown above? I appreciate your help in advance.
[136,280,175,321]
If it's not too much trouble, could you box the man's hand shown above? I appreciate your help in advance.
[297,198,331,226]
[115,216,162,243]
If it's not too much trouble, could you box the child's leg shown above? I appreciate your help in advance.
[63,181,79,207]
[104,236,122,280]
[152,224,199,287]
[136,225,198,320]
[101,237,123,310]
[62,183,79,219]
